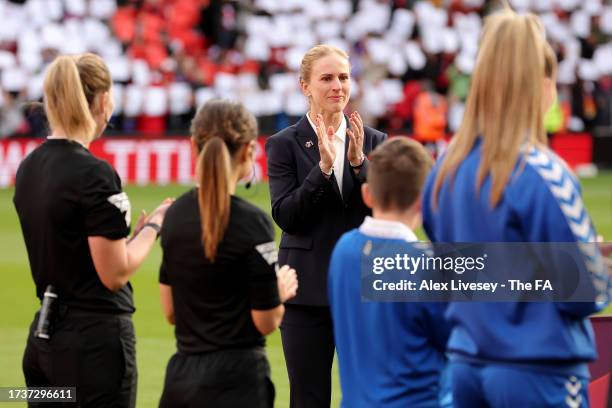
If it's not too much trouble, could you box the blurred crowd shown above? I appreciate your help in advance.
[0,0,610,138]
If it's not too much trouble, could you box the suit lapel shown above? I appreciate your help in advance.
[295,115,343,200]
[295,116,320,166]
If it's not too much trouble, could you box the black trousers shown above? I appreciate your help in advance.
[159,347,274,408]
[22,309,137,408]
[280,304,335,408]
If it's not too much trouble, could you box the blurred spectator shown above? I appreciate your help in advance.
[544,98,565,134]
[0,90,25,137]
[413,80,447,142]
[0,0,610,137]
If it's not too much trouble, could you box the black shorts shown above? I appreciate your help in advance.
[22,309,137,408]
[159,347,274,408]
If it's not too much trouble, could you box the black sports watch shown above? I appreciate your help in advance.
[143,222,162,239]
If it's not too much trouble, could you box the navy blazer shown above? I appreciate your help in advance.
[265,115,387,305]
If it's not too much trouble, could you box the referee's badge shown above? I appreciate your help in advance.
[255,241,278,265]
[107,192,131,228]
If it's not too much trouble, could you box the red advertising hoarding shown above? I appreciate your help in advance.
[0,136,269,188]
[0,133,594,188]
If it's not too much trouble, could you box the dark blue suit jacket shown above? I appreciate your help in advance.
[265,115,386,305]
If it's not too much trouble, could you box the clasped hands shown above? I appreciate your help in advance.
[315,112,365,176]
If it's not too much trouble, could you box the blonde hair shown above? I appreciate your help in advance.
[190,100,258,262]
[543,40,557,79]
[299,44,350,83]
[43,53,111,142]
[433,9,553,208]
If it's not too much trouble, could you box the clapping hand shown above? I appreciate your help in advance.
[129,198,173,242]
[315,114,336,174]
[347,111,365,166]
[132,210,148,236]
[276,264,298,303]
[148,198,174,226]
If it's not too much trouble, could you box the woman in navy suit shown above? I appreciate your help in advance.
[265,44,386,408]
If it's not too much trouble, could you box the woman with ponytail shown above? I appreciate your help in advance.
[422,8,610,407]
[158,100,298,408]
[14,53,172,407]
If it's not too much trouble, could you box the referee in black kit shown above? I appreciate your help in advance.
[158,100,298,408]
[13,53,172,407]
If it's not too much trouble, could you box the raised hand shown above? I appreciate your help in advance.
[148,198,175,226]
[133,210,148,235]
[276,264,298,303]
[315,114,336,173]
[347,111,365,166]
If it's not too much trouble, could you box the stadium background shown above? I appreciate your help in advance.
[0,0,610,406]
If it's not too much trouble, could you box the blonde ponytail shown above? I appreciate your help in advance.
[43,56,97,140]
[432,10,550,209]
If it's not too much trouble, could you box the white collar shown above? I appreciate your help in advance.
[306,113,346,143]
[359,216,418,242]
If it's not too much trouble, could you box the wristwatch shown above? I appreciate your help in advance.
[143,222,162,239]
[350,154,366,169]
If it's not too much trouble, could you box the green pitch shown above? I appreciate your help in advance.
[0,182,341,407]
[0,172,610,407]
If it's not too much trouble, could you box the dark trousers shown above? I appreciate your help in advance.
[280,304,335,408]
[159,347,274,408]
[22,310,137,408]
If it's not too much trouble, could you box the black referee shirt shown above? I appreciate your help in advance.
[159,189,281,354]
[14,139,134,314]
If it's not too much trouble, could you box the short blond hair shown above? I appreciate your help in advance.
[299,44,349,83]
[43,53,111,142]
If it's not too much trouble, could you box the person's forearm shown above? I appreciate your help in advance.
[268,305,285,331]
[251,305,285,335]
[125,225,159,276]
